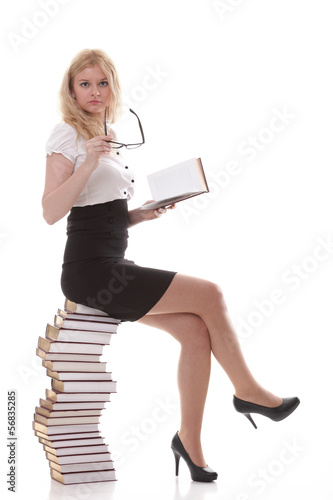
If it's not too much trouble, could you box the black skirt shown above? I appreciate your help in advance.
[60,199,177,322]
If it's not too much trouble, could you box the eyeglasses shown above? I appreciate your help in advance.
[104,107,145,149]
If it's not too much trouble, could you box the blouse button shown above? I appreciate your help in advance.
[125,166,129,169]
[131,179,135,183]
[124,191,127,195]
[116,152,120,155]
[109,217,116,224]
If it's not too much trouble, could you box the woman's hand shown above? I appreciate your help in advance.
[128,201,176,227]
[84,135,114,171]
[141,200,176,221]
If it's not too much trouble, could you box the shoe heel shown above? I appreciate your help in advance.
[173,449,181,476]
[244,413,257,429]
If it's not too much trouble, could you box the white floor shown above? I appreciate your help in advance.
[4,388,333,500]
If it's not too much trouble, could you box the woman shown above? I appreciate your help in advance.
[42,48,300,482]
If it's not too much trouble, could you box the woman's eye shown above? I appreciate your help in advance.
[80,82,89,87]
[100,81,108,86]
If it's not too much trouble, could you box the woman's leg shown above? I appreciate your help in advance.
[145,273,283,408]
[137,312,211,467]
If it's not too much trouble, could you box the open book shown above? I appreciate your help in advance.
[140,158,209,211]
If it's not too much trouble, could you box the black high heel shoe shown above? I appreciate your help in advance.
[233,395,300,429]
[171,432,218,482]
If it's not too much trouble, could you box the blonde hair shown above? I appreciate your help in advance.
[58,49,122,140]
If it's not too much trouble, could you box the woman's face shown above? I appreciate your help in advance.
[72,65,111,121]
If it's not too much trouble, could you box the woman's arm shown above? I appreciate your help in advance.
[42,154,95,225]
[42,134,113,225]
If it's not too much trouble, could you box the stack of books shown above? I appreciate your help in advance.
[33,298,120,485]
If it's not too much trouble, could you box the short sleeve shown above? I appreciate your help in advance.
[45,122,79,164]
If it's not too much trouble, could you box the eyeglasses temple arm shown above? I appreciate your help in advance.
[104,107,108,135]
[129,108,145,143]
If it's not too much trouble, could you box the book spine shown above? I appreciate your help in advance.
[51,379,117,393]
[46,323,112,345]
[44,444,109,456]
[43,361,107,372]
[49,460,114,474]
[46,370,112,381]
[35,407,102,418]
[54,315,117,332]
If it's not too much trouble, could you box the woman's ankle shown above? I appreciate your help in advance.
[178,429,207,468]
[235,386,283,407]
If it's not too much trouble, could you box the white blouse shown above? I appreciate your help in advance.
[45,121,136,207]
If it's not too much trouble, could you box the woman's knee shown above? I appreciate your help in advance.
[203,280,227,311]
[179,314,211,351]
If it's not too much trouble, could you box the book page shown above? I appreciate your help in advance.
[147,158,207,201]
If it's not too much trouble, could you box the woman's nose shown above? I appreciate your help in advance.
[91,86,100,96]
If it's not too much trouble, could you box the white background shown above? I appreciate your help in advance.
[1,1,333,499]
